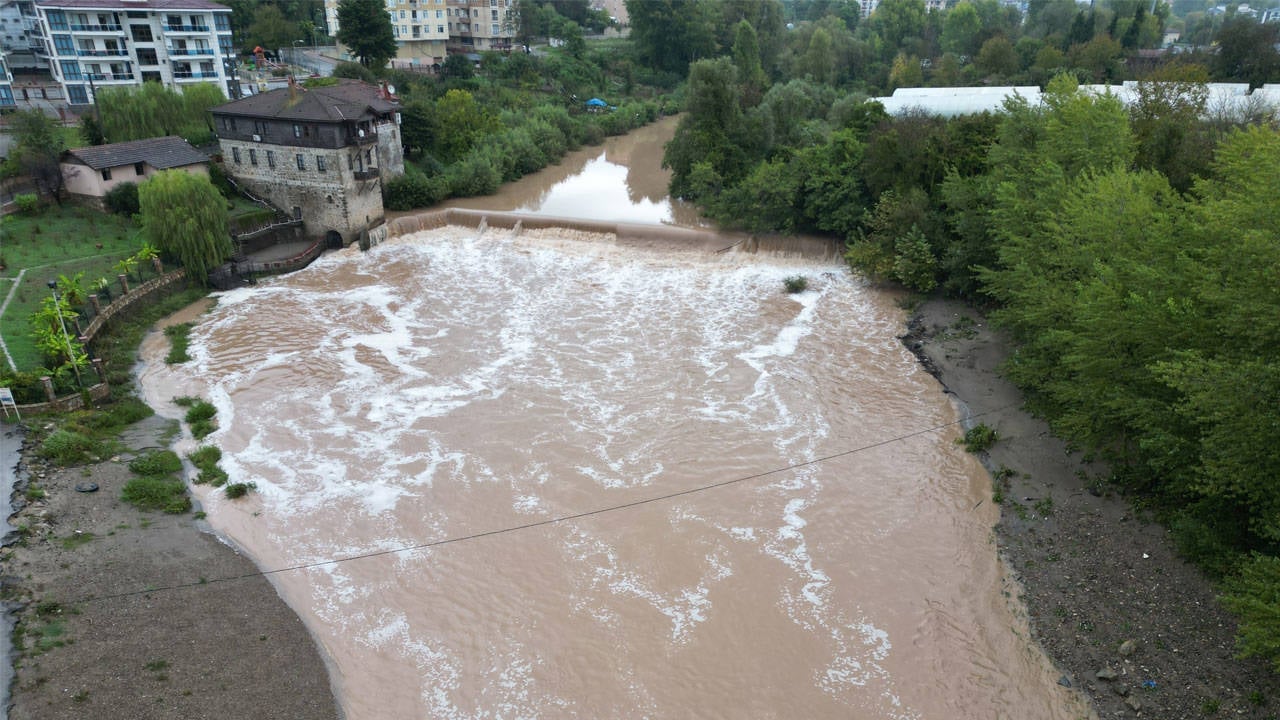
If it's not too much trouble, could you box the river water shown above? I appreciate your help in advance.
[138,117,1088,719]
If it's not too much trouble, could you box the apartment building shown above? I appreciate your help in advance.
[0,48,15,105]
[324,0,513,69]
[35,0,235,105]
[0,1,46,70]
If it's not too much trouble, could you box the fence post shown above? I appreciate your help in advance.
[89,295,101,315]
[152,257,163,275]
[118,274,130,294]
[91,358,105,383]
[40,376,55,402]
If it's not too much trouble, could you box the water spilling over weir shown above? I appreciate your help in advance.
[137,119,1090,720]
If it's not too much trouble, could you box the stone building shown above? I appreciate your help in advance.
[211,78,403,247]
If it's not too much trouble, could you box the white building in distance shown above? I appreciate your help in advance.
[34,0,235,106]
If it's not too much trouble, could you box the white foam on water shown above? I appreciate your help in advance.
[170,226,1021,718]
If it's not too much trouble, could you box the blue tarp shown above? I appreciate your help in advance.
[585,98,608,107]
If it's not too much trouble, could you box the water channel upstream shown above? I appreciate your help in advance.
[137,116,1091,719]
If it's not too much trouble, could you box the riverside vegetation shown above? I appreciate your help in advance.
[649,0,1280,675]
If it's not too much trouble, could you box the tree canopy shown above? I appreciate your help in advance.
[336,0,396,69]
[139,171,232,285]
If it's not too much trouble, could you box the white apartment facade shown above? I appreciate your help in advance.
[325,0,513,70]
[35,0,235,105]
[0,48,15,105]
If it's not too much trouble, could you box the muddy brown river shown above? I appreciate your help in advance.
[138,117,1090,719]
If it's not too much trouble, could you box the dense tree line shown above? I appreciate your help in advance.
[653,0,1280,672]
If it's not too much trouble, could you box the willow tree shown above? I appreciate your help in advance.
[139,170,231,285]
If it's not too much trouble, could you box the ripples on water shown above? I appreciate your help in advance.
[145,225,1086,720]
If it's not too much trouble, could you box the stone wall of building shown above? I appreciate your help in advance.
[221,138,383,245]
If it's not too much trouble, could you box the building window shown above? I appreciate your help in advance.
[134,161,144,175]
[214,14,230,31]
[46,10,67,30]
[130,24,152,42]
[232,147,241,163]
[293,124,301,138]
[67,85,89,104]
[60,60,82,80]
[296,154,305,170]
[316,155,326,172]
[267,150,275,168]
[249,148,258,166]
[101,168,112,181]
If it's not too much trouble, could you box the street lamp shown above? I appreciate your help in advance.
[46,280,83,389]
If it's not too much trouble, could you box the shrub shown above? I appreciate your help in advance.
[224,481,256,499]
[783,276,809,294]
[1222,554,1280,672]
[383,169,450,211]
[85,396,154,429]
[38,429,104,465]
[446,155,501,197]
[196,465,229,486]
[0,370,54,404]
[104,182,140,215]
[128,450,182,477]
[187,445,221,467]
[175,395,217,438]
[121,476,190,513]
[164,322,192,364]
[958,423,998,453]
[14,193,40,215]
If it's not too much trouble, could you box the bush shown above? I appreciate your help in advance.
[958,423,998,453]
[187,445,221,467]
[164,322,192,364]
[783,276,809,294]
[383,168,450,210]
[196,465,229,486]
[14,193,40,215]
[104,182,140,215]
[121,475,190,513]
[128,450,182,477]
[1222,554,1280,672]
[175,395,217,439]
[38,429,104,465]
[207,161,235,198]
[224,481,256,499]
[0,370,54,404]
[446,155,501,197]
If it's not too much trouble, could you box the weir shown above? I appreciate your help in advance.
[384,208,843,260]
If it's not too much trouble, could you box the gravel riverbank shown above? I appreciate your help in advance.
[2,369,340,718]
[905,297,1280,719]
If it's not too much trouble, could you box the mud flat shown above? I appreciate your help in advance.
[903,296,1280,719]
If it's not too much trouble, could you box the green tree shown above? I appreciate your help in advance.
[733,20,768,104]
[975,35,1019,78]
[432,89,500,162]
[248,3,296,53]
[664,58,749,200]
[799,26,837,84]
[942,2,983,57]
[1212,17,1280,88]
[625,0,716,74]
[10,109,68,202]
[868,0,927,58]
[336,0,396,69]
[139,171,231,285]
[1129,66,1211,192]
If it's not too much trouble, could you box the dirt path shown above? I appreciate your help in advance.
[2,356,339,718]
[905,297,1280,718]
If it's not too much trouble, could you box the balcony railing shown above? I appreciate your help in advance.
[168,47,215,56]
[165,24,210,33]
[70,24,122,32]
[348,132,377,146]
[78,48,128,56]
[85,73,133,82]
[173,71,218,79]
[352,168,378,180]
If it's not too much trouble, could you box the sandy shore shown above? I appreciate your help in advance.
[905,297,1280,718]
[2,331,340,718]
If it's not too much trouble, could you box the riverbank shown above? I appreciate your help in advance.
[905,297,1280,718]
[2,312,340,719]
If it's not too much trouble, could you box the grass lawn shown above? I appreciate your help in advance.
[0,204,148,371]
